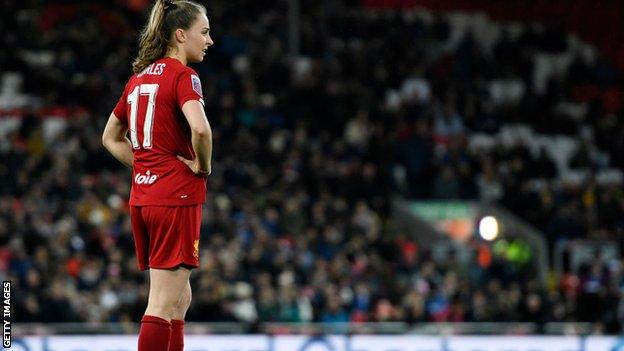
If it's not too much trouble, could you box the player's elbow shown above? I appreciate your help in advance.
[192,124,212,139]
[102,128,118,150]
[102,133,111,150]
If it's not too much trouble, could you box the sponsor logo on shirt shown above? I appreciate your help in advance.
[134,170,158,185]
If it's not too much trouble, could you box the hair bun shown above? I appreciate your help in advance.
[163,0,175,10]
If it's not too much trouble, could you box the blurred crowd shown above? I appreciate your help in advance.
[1,0,623,333]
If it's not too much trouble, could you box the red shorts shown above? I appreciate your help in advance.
[130,205,202,271]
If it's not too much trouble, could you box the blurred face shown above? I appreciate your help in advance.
[181,13,213,63]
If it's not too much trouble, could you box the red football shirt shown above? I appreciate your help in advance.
[113,57,207,206]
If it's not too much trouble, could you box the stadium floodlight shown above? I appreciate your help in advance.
[478,216,499,241]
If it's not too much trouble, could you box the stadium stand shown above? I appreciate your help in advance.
[1,0,622,334]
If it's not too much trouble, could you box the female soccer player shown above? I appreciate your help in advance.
[102,1,213,350]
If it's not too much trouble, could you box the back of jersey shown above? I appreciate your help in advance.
[113,57,207,206]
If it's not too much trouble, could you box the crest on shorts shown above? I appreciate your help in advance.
[193,240,199,258]
[191,74,203,96]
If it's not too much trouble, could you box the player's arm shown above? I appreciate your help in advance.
[177,100,212,175]
[102,112,133,168]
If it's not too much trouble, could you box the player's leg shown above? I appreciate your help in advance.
[168,204,200,351]
[138,267,191,351]
[145,267,192,319]
[170,279,192,351]
[173,279,192,319]
[137,204,201,351]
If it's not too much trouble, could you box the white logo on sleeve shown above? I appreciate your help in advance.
[191,74,205,106]
[134,170,158,185]
[191,75,202,96]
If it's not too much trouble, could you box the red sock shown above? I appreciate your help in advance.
[169,319,185,351]
[138,315,171,351]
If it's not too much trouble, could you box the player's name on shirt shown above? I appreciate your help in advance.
[138,63,166,77]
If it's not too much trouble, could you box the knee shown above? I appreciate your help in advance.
[177,287,192,311]
[147,295,181,319]
[171,287,191,320]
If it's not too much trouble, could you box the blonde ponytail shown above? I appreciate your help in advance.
[132,0,206,73]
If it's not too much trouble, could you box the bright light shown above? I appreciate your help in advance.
[478,216,499,241]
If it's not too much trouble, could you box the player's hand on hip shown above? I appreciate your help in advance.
[177,155,211,176]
